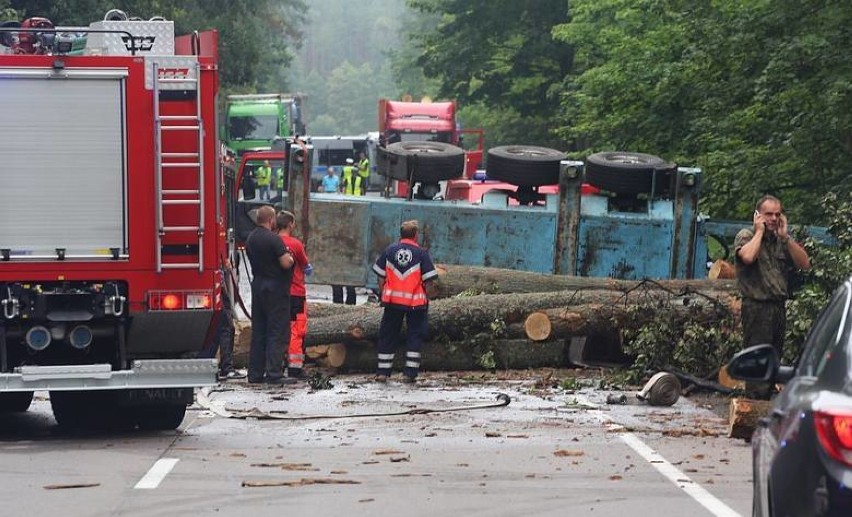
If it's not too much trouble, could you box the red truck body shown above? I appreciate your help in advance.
[378,98,483,181]
[0,16,228,423]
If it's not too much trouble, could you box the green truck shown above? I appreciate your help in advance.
[224,93,306,157]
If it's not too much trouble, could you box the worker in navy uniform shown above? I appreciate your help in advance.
[245,205,296,385]
[372,220,438,383]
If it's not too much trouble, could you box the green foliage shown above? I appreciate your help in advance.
[287,0,410,132]
[620,302,741,383]
[784,191,852,361]
[554,0,852,224]
[488,318,507,337]
[6,0,307,92]
[621,192,851,380]
[403,0,572,148]
[476,350,496,370]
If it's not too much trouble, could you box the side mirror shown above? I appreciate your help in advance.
[726,344,779,383]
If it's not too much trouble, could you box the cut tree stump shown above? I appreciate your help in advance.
[728,397,774,440]
[432,264,738,299]
[524,312,552,341]
[708,260,736,280]
[305,343,347,368]
[325,343,347,368]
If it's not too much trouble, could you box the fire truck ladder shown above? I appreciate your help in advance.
[152,61,205,273]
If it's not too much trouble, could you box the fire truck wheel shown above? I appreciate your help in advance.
[486,145,568,187]
[137,404,187,431]
[0,391,34,412]
[585,151,677,196]
[384,141,465,183]
[50,391,134,431]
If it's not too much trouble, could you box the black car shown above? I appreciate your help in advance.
[728,276,852,516]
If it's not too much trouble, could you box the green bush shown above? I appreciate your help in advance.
[621,192,851,381]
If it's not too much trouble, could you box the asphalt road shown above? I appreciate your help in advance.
[0,375,752,517]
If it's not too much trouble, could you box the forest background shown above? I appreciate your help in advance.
[3,0,849,226]
[3,0,850,374]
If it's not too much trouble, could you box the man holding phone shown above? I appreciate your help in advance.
[734,195,811,355]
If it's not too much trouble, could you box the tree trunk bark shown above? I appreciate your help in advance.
[328,338,568,373]
[305,288,733,347]
[432,264,738,299]
[727,397,773,440]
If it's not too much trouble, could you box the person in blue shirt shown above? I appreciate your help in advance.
[321,167,340,193]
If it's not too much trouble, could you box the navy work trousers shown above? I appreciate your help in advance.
[376,307,428,379]
[248,279,290,382]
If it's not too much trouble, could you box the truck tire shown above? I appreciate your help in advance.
[0,391,34,412]
[382,141,465,183]
[585,151,676,196]
[50,391,134,431]
[486,145,568,187]
[137,404,186,431]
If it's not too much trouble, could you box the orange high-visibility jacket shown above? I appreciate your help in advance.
[372,238,437,310]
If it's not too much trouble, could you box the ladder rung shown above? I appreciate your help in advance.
[160,115,199,121]
[162,226,201,232]
[161,125,200,131]
[163,199,201,206]
[163,190,201,195]
[162,162,201,168]
[162,153,200,158]
[161,263,201,270]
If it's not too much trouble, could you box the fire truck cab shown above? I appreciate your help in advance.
[0,11,231,429]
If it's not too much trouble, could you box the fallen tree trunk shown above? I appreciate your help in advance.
[432,264,738,299]
[323,338,567,373]
[306,302,376,320]
[728,397,773,440]
[304,288,735,347]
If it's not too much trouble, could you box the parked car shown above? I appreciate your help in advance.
[727,275,852,516]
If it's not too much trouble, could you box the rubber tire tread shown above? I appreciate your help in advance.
[383,141,465,183]
[486,145,568,187]
[137,404,187,431]
[585,151,675,196]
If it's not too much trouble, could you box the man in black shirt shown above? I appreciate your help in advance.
[245,205,295,384]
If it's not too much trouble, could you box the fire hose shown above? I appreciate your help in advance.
[196,390,511,421]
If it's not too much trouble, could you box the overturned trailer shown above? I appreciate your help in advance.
[237,144,742,290]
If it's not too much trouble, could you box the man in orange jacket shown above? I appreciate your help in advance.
[372,220,438,384]
[277,211,313,379]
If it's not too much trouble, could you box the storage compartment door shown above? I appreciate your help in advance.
[0,71,127,260]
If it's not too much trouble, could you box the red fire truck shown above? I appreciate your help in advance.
[0,12,233,429]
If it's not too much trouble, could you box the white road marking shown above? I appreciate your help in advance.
[134,458,179,490]
[579,396,743,517]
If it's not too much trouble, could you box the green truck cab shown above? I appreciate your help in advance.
[224,93,306,157]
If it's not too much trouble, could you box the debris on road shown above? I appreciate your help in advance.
[241,478,361,488]
[637,372,681,406]
[43,483,100,490]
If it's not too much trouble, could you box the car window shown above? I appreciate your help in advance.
[796,284,851,379]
